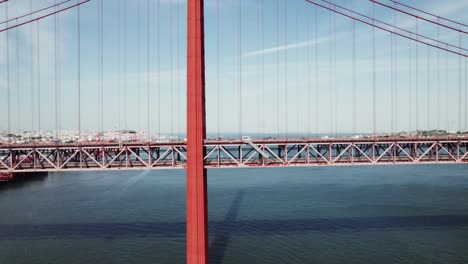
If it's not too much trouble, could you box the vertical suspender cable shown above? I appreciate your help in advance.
[256,0,260,136]
[16,19,20,133]
[78,4,81,139]
[445,44,448,129]
[97,0,101,138]
[118,0,121,137]
[238,0,242,137]
[100,0,104,137]
[307,2,311,137]
[177,0,181,138]
[97,0,100,139]
[393,2,396,133]
[157,0,160,139]
[276,0,279,137]
[138,0,141,133]
[328,11,332,136]
[262,0,265,137]
[437,20,441,129]
[124,0,127,130]
[37,21,40,137]
[147,0,150,139]
[169,1,174,137]
[408,33,412,131]
[459,33,462,131]
[295,2,299,135]
[390,31,394,134]
[215,0,220,138]
[416,18,419,134]
[352,3,356,135]
[54,0,59,138]
[333,7,337,137]
[427,45,430,130]
[372,1,376,136]
[314,5,318,137]
[58,6,61,137]
[5,4,10,142]
[30,0,34,131]
[284,0,288,139]
[170,1,173,138]
[465,56,467,131]
[55,0,58,138]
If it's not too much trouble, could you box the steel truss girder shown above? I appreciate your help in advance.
[0,138,467,172]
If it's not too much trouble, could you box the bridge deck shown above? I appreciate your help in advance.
[0,136,467,173]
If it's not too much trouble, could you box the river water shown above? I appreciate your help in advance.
[0,164,467,263]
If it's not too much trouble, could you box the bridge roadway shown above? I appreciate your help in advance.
[0,136,467,173]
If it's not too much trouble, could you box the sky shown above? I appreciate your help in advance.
[0,0,467,137]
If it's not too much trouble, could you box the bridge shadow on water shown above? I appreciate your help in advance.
[0,190,468,260]
[0,172,49,191]
[209,190,245,264]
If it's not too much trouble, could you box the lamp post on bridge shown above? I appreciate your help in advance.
[186,0,208,264]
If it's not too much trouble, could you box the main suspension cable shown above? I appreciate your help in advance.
[370,0,468,35]
[388,0,468,28]
[319,0,467,53]
[0,0,91,33]
[303,0,467,57]
[0,0,73,25]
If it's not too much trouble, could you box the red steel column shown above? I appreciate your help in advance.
[186,1,208,264]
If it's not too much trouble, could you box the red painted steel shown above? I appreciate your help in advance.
[186,0,208,263]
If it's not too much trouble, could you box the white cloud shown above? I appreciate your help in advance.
[243,32,349,58]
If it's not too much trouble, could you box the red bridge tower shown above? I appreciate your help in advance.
[186,0,208,263]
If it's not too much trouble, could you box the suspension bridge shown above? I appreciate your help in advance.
[0,0,467,263]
